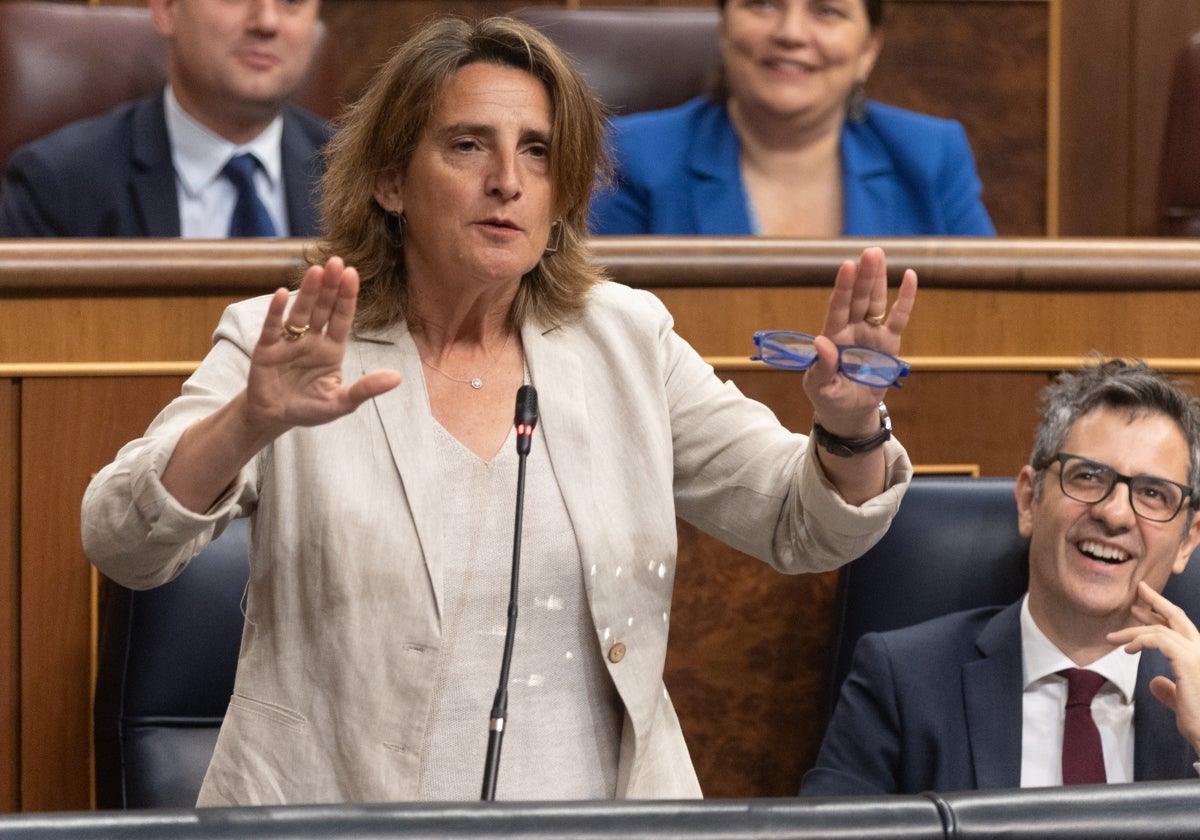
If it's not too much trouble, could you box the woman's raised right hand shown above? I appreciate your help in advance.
[243,257,403,438]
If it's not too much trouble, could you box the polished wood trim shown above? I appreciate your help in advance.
[0,239,306,295]
[1046,0,1062,236]
[7,355,1200,380]
[591,237,1200,289]
[0,362,201,377]
[712,356,1200,373]
[913,464,982,477]
[6,238,1200,294]
[10,355,1200,380]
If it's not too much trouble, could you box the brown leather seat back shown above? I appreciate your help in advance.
[0,1,337,175]
[0,2,167,173]
[510,5,722,116]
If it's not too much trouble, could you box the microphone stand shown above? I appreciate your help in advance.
[481,385,538,801]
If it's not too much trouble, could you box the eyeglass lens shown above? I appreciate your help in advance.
[1057,455,1186,521]
[753,332,907,387]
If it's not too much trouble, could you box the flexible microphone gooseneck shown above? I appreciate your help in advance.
[481,384,539,801]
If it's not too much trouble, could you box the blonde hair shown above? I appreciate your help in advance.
[311,15,612,330]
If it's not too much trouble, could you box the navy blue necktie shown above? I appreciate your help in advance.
[223,153,277,237]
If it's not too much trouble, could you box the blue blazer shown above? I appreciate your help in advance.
[800,601,1196,796]
[0,91,330,237]
[591,96,996,237]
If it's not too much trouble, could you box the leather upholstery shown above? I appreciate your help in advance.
[0,1,337,175]
[827,477,1029,702]
[1158,30,1200,236]
[93,519,249,809]
[510,6,721,115]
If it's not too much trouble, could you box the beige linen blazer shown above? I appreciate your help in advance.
[83,281,911,804]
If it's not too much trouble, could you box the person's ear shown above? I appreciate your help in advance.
[1015,465,1038,538]
[148,0,176,38]
[373,170,404,216]
[856,31,883,84]
[1173,509,1200,575]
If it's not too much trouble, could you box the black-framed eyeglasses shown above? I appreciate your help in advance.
[1049,453,1193,523]
[751,331,910,388]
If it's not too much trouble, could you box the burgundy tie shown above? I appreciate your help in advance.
[1060,668,1108,785]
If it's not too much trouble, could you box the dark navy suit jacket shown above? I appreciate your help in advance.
[0,91,329,237]
[800,601,1196,795]
[590,96,996,237]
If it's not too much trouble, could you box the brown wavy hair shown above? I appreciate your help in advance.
[310,16,612,330]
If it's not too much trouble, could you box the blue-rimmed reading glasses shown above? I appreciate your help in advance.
[751,331,911,389]
[1050,453,1193,523]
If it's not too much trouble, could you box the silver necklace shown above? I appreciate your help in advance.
[419,331,513,390]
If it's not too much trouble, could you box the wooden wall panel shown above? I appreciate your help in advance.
[1056,0,1131,235]
[667,527,840,798]
[1132,0,1200,236]
[19,376,186,811]
[0,381,18,813]
[656,285,1200,360]
[869,2,1049,236]
[1055,0,1200,235]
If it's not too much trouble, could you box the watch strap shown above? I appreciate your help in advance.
[813,403,891,458]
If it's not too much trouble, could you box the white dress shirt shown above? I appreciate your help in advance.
[1020,595,1139,786]
[163,86,288,238]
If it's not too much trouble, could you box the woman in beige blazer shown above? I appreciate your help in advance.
[83,16,917,804]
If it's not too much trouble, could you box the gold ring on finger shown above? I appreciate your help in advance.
[282,322,311,341]
[865,312,886,326]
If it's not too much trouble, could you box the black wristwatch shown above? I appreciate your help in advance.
[813,403,891,457]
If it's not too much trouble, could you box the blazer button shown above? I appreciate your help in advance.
[608,642,627,663]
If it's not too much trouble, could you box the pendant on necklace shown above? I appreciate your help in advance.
[470,378,483,390]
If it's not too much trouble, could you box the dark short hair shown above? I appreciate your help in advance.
[1029,357,1200,511]
[312,16,611,330]
[715,0,884,29]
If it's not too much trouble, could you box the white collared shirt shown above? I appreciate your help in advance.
[1019,595,1139,786]
[163,87,288,238]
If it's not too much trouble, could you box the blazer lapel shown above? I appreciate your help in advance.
[521,321,600,603]
[1133,650,1194,780]
[840,120,896,237]
[687,102,753,235]
[130,92,181,237]
[963,601,1025,789]
[352,325,448,619]
[280,109,323,237]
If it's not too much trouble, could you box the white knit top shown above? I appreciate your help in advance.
[417,421,622,799]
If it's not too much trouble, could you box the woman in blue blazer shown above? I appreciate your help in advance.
[591,0,995,237]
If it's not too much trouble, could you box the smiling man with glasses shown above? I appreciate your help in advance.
[803,357,1200,796]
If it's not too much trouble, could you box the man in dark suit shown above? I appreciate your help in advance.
[0,0,328,237]
[802,359,1200,795]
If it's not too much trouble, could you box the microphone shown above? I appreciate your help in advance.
[481,385,538,801]
[514,384,538,455]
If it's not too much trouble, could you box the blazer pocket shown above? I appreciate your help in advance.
[228,692,309,732]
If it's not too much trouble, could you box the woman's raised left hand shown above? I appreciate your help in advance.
[803,246,917,438]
